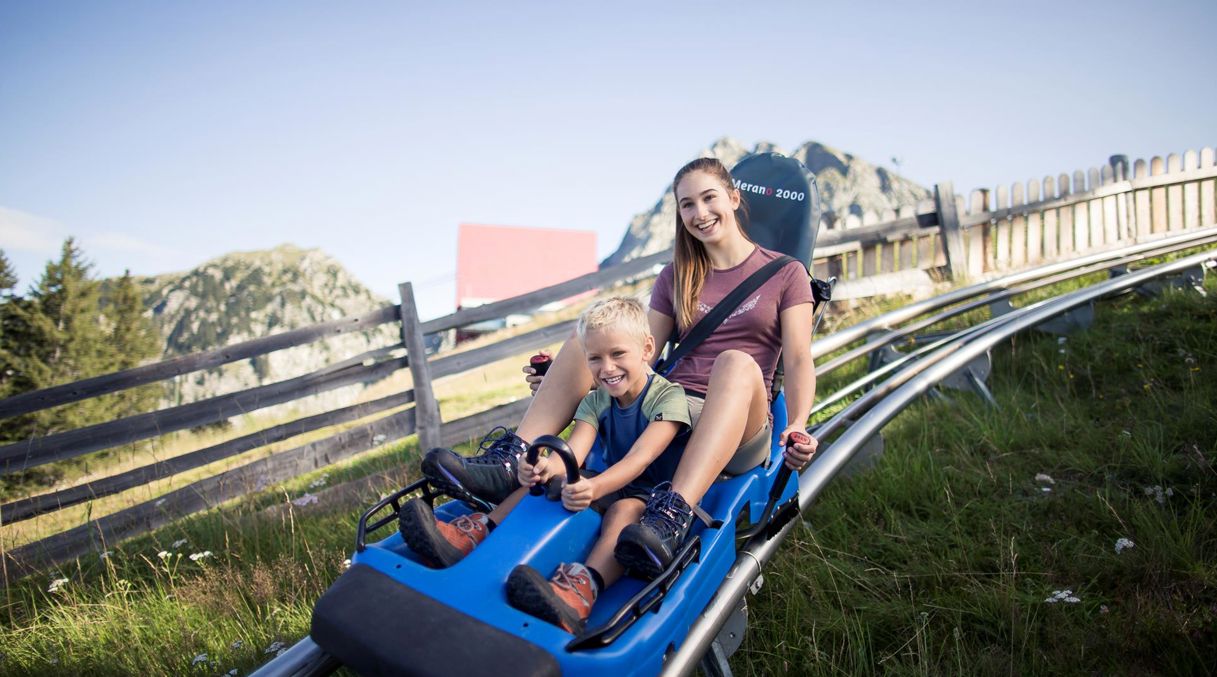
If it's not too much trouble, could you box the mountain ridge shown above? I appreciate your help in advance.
[602,136,930,266]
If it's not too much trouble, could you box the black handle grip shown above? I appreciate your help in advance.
[530,354,552,376]
[524,434,580,496]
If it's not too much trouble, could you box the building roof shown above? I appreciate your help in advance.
[456,224,598,307]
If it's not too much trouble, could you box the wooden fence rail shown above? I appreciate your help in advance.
[2,144,1213,586]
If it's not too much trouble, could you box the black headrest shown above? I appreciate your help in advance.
[730,152,821,268]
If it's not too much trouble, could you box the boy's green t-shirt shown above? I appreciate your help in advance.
[573,373,690,483]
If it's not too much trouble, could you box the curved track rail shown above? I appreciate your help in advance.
[252,238,1216,677]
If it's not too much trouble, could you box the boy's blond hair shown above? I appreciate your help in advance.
[576,297,651,346]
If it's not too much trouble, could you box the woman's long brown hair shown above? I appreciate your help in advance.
[671,157,751,331]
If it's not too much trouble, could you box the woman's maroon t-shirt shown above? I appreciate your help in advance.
[650,246,813,397]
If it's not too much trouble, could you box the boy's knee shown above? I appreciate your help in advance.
[604,498,644,523]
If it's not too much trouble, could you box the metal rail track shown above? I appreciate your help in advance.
[253,241,1216,677]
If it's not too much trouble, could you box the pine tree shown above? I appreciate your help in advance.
[0,250,16,291]
[0,249,55,458]
[25,239,115,434]
[102,270,162,418]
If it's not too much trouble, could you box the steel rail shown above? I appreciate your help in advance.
[811,225,1217,360]
[815,228,1217,377]
[810,230,1217,417]
[661,247,1217,676]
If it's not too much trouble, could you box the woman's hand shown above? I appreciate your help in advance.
[779,426,819,471]
[523,349,551,396]
[517,452,560,488]
[561,476,598,512]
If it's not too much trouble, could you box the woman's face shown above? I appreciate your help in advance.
[676,170,741,247]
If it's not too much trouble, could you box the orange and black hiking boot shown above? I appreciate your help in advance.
[397,498,489,568]
[506,562,598,633]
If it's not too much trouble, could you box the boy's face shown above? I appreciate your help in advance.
[583,326,655,406]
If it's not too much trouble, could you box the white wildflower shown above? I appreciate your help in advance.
[292,493,319,507]
[1034,473,1055,484]
[1100,605,1110,614]
[189,551,214,562]
[47,577,69,593]
[264,641,286,655]
[372,434,387,445]
[171,539,188,548]
[191,653,208,666]
[1045,589,1078,604]
[99,550,113,560]
[308,474,329,489]
[342,559,352,570]
[1143,485,1170,505]
[1114,537,1135,554]
[1041,487,1052,493]
[157,551,171,559]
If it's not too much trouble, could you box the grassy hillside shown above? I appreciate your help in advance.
[739,278,1216,675]
[0,271,1212,675]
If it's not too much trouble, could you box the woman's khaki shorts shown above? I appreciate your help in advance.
[685,394,772,476]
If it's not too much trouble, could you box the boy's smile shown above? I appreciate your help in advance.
[583,326,655,407]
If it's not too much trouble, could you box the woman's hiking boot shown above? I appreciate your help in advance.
[614,486,701,580]
[506,562,598,634]
[398,498,489,568]
[421,427,527,505]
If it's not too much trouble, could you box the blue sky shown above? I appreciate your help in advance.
[2,0,1213,319]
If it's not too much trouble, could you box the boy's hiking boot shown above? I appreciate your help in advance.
[398,498,489,568]
[507,563,597,634]
[422,427,527,505]
[614,485,703,580]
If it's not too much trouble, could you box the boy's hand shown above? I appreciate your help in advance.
[517,453,559,488]
[780,426,818,471]
[523,350,552,396]
[561,477,597,512]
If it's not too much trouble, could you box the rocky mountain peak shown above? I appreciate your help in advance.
[130,244,397,413]
[601,137,930,267]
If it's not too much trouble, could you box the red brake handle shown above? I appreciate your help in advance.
[787,431,811,446]
[529,354,552,376]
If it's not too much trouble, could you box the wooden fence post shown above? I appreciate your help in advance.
[399,282,442,452]
[934,182,968,281]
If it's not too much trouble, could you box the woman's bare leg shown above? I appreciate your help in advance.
[516,334,595,442]
[585,498,646,587]
[670,350,769,505]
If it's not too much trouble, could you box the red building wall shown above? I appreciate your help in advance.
[456,224,597,308]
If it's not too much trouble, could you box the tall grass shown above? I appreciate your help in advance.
[738,279,1217,675]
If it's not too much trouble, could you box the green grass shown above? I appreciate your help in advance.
[738,278,1217,675]
[0,269,1213,675]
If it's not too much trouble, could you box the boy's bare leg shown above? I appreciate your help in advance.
[488,486,529,523]
[585,498,646,587]
[670,350,769,506]
[516,334,595,443]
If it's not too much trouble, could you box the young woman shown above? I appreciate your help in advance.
[424,157,818,577]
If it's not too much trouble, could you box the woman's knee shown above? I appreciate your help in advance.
[710,350,762,381]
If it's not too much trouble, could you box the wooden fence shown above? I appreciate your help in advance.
[2,145,1214,585]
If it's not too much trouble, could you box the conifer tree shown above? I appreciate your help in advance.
[0,249,54,444]
[24,239,114,433]
[102,270,162,417]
